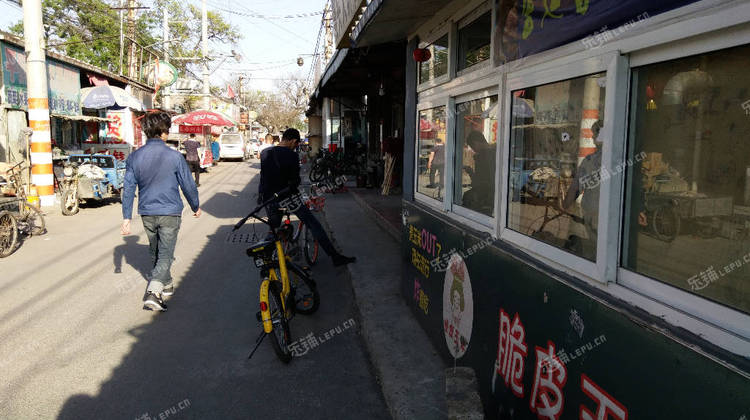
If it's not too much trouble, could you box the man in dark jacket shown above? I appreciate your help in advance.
[259,128,355,266]
[121,111,201,311]
[184,133,201,186]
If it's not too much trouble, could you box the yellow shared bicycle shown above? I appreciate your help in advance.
[233,188,320,363]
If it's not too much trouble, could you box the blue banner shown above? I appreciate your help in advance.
[498,0,702,59]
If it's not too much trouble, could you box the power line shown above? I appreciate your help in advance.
[208,3,323,19]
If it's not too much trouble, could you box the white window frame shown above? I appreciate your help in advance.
[450,88,499,227]
[417,30,451,92]
[455,3,493,76]
[415,99,450,209]
[498,52,625,283]
[617,24,750,340]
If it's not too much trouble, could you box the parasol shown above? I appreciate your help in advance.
[173,109,235,126]
[80,85,145,111]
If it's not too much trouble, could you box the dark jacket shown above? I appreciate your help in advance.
[259,146,300,201]
[183,139,201,162]
[122,138,199,219]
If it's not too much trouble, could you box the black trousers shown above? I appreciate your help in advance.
[187,160,200,185]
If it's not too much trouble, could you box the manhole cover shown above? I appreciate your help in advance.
[225,232,257,244]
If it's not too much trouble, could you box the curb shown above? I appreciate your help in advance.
[321,192,448,420]
[349,190,401,242]
[346,193,486,420]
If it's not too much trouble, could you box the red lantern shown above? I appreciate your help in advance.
[646,84,656,99]
[413,48,432,62]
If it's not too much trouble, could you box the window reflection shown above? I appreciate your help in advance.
[458,12,491,71]
[623,45,750,314]
[453,96,498,216]
[419,35,449,84]
[508,73,606,261]
[417,107,447,201]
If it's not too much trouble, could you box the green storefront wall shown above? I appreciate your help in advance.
[401,200,750,419]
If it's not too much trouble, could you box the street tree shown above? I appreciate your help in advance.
[7,0,241,79]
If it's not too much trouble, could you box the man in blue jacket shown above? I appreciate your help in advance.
[121,111,201,311]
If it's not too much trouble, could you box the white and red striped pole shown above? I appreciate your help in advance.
[23,0,54,207]
[578,76,601,166]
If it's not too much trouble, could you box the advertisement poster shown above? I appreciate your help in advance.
[1,43,80,115]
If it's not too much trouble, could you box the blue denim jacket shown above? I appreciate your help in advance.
[122,139,199,219]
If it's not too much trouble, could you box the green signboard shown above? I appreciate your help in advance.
[401,200,750,419]
[1,42,81,116]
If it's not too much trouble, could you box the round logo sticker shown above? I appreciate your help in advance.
[442,254,473,358]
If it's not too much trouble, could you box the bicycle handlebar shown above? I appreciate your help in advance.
[232,186,293,231]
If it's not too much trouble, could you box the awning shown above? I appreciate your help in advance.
[349,0,453,47]
[50,113,115,122]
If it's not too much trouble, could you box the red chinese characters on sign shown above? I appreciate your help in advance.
[179,125,203,134]
[580,374,628,420]
[107,114,123,141]
[496,310,528,398]
[530,341,568,420]
[492,307,628,419]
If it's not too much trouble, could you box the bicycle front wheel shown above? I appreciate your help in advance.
[303,225,319,266]
[289,263,320,315]
[267,281,292,363]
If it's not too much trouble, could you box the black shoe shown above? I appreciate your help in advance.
[332,254,357,267]
[161,285,174,297]
[143,292,167,311]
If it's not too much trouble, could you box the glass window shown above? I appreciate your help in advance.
[453,96,498,216]
[622,45,750,315]
[507,73,606,261]
[417,107,447,201]
[458,12,491,71]
[419,35,449,85]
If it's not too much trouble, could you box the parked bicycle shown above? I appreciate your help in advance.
[234,187,321,363]
[0,162,47,257]
[309,148,364,183]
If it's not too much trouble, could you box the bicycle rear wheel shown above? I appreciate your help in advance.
[303,225,319,266]
[0,211,18,258]
[267,281,292,363]
[288,263,320,315]
[22,204,46,236]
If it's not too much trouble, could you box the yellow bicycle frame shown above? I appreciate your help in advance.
[259,239,293,333]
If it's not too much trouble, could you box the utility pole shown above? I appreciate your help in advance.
[238,75,244,107]
[127,0,136,79]
[202,0,210,110]
[119,0,124,74]
[22,0,54,207]
[323,2,334,64]
[162,5,170,110]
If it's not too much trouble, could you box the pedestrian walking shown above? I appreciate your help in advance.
[184,133,202,187]
[259,128,356,266]
[121,111,201,312]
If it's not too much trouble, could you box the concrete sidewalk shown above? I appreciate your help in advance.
[322,192,448,420]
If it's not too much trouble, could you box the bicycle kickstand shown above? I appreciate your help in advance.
[247,329,266,360]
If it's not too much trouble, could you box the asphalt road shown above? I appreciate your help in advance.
[0,160,389,419]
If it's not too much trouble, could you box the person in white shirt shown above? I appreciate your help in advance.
[258,133,275,159]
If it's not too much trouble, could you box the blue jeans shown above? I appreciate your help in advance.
[141,215,182,294]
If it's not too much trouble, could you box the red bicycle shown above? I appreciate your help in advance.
[280,195,326,266]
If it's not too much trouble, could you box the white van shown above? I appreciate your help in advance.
[218,133,245,161]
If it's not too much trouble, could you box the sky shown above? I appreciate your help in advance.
[0,0,325,93]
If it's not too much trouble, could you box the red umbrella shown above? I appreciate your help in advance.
[173,109,235,126]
